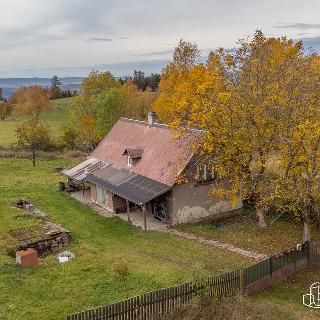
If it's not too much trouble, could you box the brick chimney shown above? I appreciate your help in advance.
[147,112,158,125]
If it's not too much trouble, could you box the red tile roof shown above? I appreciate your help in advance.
[92,118,198,186]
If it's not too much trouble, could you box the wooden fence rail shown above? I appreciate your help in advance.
[67,241,318,320]
[67,270,241,320]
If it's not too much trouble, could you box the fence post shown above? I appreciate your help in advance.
[269,256,272,275]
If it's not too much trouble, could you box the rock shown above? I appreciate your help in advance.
[58,251,75,263]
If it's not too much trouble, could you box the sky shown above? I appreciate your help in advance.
[1,0,320,77]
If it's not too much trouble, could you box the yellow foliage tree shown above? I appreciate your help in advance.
[153,31,320,238]
[13,85,50,118]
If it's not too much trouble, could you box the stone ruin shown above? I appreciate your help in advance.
[13,199,72,256]
[17,222,72,255]
[13,199,46,218]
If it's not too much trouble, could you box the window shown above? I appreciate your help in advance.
[196,164,217,184]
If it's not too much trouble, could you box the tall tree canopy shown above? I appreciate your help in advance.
[153,31,320,239]
[50,75,62,99]
[64,71,157,150]
[13,85,50,118]
[16,118,51,167]
[0,101,13,120]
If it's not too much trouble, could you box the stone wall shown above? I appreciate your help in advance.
[18,231,71,256]
[16,222,72,256]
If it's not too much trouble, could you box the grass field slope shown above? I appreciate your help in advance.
[0,97,71,147]
[0,157,253,320]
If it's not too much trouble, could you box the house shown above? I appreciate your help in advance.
[63,112,242,228]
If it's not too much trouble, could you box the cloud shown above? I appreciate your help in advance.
[87,37,114,43]
[134,49,173,57]
[276,23,320,30]
[2,0,320,77]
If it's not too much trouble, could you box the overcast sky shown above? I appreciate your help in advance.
[1,0,320,77]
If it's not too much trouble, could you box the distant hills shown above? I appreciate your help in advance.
[0,77,84,99]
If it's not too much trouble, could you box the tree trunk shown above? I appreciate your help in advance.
[303,221,311,243]
[303,198,312,243]
[32,146,36,167]
[257,209,267,228]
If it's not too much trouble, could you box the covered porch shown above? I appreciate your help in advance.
[69,190,169,231]
[63,156,172,231]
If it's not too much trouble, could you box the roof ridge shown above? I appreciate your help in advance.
[120,117,169,129]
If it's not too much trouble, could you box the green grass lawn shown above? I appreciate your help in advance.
[0,97,72,146]
[252,268,320,319]
[178,213,320,255]
[0,158,253,320]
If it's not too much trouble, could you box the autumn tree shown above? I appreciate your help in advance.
[59,125,78,150]
[66,71,120,149]
[153,39,200,122]
[0,101,13,120]
[13,85,50,118]
[153,32,319,237]
[270,54,320,241]
[65,71,156,150]
[16,118,51,167]
[121,80,155,119]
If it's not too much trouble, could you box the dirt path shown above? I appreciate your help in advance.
[165,229,267,260]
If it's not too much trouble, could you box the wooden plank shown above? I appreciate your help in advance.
[102,306,107,320]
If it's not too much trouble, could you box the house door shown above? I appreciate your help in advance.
[96,185,106,204]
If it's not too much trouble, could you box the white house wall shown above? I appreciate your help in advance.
[171,182,242,225]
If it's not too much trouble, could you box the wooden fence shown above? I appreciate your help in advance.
[243,241,309,287]
[67,241,318,320]
[67,270,241,320]
[309,241,320,267]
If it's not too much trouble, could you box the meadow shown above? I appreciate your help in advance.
[0,97,71,146]
[0,157,253,320]
[178,213,320,255]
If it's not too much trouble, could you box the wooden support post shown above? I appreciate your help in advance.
[126,199,131,223]
[142,204,147,231]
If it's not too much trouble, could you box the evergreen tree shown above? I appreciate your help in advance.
[50,75,62,99]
